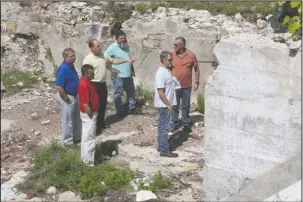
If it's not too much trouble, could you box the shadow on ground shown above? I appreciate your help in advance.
[95,139,122,163]
[104,104,148,128]
[168,131,190,151]
[189,114,204,125]
[168,113,204,151]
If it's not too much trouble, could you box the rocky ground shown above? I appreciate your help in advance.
[1,85,204,201]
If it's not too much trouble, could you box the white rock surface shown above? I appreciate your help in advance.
[58,191,82,202]
[46,186,57,195]
[1,170,28,201]
[203,33,301,201]
[41,120,51,125]
[264,180,301,201]
[136,190,158,202]
[1,119,15,133]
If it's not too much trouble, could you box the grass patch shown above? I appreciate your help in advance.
[197,94,205,114]
[136,85,154,106]
[134,1,275,18]
[16,141,136,199]
[1,71,38,96]
[138,171,172,193]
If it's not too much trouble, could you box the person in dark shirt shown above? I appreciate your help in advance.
[78,64,99,166]
[55,48,81,145]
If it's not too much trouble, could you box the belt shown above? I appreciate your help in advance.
[66,92,77,96]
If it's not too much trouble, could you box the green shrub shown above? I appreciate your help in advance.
[133,1,276,18]
[138,171,172,193]
[197,94,205,114]
[16,141,136,199]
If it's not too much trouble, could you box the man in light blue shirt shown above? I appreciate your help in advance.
[105,30,136,117]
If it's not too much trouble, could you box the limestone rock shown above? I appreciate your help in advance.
[58,191,82,202]
[30,112,38,120]
[46,186,57,195]
[41,120,50,125]
[257,19,267,29]
[34,131,41,136]
[17,82,24,87]
[136,190,158,202]
[234,13,244,23]
[203,33,301,201]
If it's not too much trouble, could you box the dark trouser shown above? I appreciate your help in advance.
[92,82,108,131]
[157,107,170,153]
[111,76,136,113]
[171,88,192,127]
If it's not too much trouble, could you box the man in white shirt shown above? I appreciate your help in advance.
[154,50,178,158]
[83,39,133,134]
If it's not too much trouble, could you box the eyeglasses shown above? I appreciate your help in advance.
[68,55,76,58]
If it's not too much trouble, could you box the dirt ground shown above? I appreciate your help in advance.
[1,86,204,201]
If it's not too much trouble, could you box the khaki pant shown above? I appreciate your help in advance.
[80,112,98,164]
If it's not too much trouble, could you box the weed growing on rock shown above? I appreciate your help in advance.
[197,94,205,114]
[16,141,136,199]
[2,71,38,96]
[134,1,275,18]
[138,171,172,193]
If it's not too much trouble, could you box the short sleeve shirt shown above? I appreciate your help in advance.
[154,67,177,108]
[82,52,108,83]
[55,61,79,95]
[105,42,132,78]
[172,49,197,88]
[78,77,99,112]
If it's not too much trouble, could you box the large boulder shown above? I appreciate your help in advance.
[203,33,301,201]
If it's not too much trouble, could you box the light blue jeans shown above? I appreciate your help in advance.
[55,92,82,145]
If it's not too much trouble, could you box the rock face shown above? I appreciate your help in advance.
[203,33,301,201]
[1,2,281,102]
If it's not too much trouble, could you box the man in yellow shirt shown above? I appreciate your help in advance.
[83,39,133,134]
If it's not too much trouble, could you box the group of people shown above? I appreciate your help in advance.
[55,30,200,165]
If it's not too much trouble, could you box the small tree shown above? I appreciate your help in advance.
[278,1,302,39]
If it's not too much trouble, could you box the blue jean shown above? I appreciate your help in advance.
[171,88,192,127]
[157,108,170,153]
[112,76,136,113]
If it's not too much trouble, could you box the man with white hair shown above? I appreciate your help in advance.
[154,50,179,158]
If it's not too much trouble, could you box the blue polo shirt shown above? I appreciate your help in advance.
[105,41,132,78]
[55,61,79,95]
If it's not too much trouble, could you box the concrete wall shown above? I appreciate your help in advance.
[203,33,301,201]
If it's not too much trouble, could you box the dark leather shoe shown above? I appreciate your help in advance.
[167,125,177,133]
[160,152,179,158]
